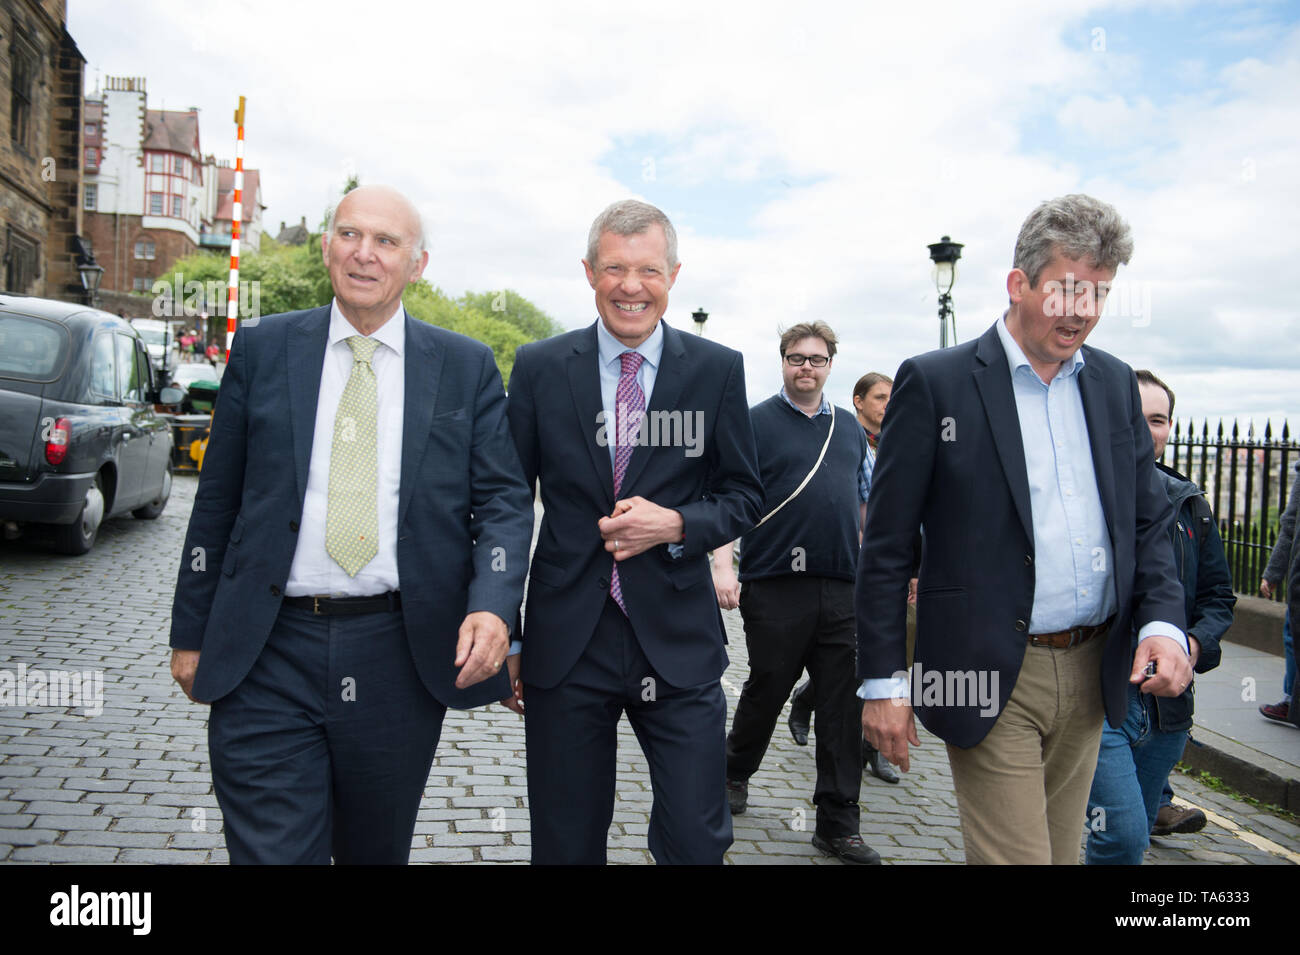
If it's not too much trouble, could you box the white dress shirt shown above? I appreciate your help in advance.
[285,301,405,597]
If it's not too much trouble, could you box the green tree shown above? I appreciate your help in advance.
[458,289,565,341]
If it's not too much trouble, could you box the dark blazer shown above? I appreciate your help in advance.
[169,305,534,707]
[856,321,1186,748]
[507,320,763,689]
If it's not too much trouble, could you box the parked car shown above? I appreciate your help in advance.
[129,317,176,381]
[168,362,222,413]
[0,296,179,554]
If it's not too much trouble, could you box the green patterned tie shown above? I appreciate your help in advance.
[326,335,380,576]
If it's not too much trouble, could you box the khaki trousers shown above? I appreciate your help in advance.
[945,633,1107,865]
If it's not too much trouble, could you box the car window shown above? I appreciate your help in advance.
[116,334,143,403]
[0,314,68,382]
[90,331,117,401]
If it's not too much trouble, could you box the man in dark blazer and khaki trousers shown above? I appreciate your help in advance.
[169,185,533,864]
[857,195,1191,864]
[506,200,763,864]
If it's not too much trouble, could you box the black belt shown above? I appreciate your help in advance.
[283,592,402,615]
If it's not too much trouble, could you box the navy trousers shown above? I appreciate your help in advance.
[209,604,445,864]
[525,596,732,865]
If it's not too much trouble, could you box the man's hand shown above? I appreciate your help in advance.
[861,697,920,773]
[1131,634,1194,697]
[598,496,684,560]
[1260,578,1274,599]
[454,611,510,689]
[712,564,739,610]
[907,577,918,606]
[170,649,203,703]
[1188,635,1201,669]
[500,654,524,715]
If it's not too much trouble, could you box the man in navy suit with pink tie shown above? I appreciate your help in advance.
[506,200,763,864]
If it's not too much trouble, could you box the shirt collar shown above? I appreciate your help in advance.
[595,316,663,372]
[329,299,406,357]
[779,387,831,417]
[995,311,1084,384]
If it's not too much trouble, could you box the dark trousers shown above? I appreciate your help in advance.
[792,677,879,759]
[726,576,861,838]
[525,596,732,864]
[209,604,445,864]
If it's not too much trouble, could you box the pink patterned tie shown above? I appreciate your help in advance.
[610,350,645,613]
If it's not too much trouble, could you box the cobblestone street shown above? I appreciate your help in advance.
[0,474,1296,864]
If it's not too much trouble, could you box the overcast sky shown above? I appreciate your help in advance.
[70,0,1299,428]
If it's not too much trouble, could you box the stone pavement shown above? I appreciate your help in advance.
[0,473,1295,864]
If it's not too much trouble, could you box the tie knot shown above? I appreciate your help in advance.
[619,350,644,377]
[346,335,379,363]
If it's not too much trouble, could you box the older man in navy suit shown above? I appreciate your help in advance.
[506,200,763,864]
[857,195,1191,864]
[169,185,533,864]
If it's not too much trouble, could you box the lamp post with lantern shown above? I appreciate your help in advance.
[927,235,963,349]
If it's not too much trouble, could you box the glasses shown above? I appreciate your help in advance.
[784,354,829,367]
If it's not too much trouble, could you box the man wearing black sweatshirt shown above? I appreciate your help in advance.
[711,321,879,865]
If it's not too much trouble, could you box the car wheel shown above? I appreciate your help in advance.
[133,463,172,520]
[51,473,106,555]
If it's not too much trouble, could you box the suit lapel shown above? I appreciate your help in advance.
[567,324,615,508]
[1077,353,1117,533]
[972,325,1034,545]
[398,311,444,530]
[617,320,687,496]
[287,307,331,506]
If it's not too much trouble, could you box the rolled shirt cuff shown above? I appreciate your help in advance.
[1137,620,1189,655]
[508,640,522,657]
[857,675,910,701]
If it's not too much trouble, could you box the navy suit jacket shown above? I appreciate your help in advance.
[507,320,763,690]
[169,305,534,708]
[856,322,1186,748]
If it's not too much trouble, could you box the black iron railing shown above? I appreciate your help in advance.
[1163,419,1296,599]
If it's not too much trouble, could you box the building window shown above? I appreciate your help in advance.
[174,156,186,176]
[134,240,156,260]
[133,277,152,292]
[172,196,183,218]
[149,154,164,173]
[84,184,97,211]
[85,147,98,168]
[4,227,40,293]
[9,32,38,152]
[149,193,163,215]
[85,123,97,138]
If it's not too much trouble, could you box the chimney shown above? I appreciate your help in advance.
[280,221,285,232]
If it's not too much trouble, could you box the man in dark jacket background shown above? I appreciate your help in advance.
[1085,370,1236,864]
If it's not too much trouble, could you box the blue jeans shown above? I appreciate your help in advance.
[1085,684,1189,865]
[1285,609,1295,699]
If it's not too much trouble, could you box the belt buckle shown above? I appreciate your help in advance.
[313,596,322,616]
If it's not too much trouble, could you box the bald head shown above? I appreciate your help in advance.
[325,184,427,265]
[322,183,430,334]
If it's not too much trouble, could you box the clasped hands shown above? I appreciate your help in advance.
[597,496,685,561]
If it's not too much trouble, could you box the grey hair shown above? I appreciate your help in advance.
[1012,194,1133,288]
[324,185,428,266]
[585,200,678,269]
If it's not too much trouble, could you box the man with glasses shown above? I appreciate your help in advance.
[712,322,879,864]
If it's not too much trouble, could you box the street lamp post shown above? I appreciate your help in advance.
[692,307,709,336]
[77,260,105,310]
[927,235,963,348]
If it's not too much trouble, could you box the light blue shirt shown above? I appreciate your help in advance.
[596,317,662,469]
[994,313,1115,632]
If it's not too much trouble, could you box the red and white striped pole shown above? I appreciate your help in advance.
[226,96,246,352]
